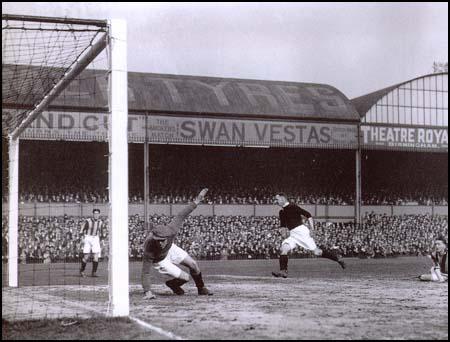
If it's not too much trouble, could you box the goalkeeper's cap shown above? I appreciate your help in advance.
[152,225,171,240]
[93,208,100,214]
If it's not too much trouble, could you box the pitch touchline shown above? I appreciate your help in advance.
[130,316,184,340]
[208,274,296,280]
[6,288,183,340]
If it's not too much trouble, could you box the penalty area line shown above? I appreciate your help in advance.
[130,316,184,340]
[209,274,295,281]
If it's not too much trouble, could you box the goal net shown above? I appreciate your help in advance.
[2,14,128,320]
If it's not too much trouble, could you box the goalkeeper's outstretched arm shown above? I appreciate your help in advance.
[169,188,208,230]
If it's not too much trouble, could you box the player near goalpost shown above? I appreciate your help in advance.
[80,208,105,277]
[142,188,213,299]
[272,193,346,278]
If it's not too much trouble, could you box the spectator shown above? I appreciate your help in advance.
[43,246,51,264]
[2,213,447,262]
[3,143,446,206]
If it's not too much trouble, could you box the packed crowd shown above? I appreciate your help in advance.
[7,185,355,205]
[2,188,448,206]
[2,213,447,263]
[2,141,447,206]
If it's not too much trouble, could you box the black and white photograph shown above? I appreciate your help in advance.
[2,2,448,340]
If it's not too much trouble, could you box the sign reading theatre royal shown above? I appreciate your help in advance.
[20,111,357,149]
[361,125,448,151]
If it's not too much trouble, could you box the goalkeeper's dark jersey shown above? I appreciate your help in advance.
[278,203,312,230]
[143,202,197,263]
[144,235,177,263]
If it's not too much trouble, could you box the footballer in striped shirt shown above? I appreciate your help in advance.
[80,208,104,277]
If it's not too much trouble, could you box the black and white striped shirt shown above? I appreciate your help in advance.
[82,218,103,236]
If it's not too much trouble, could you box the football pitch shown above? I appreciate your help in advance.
[2,257,448,340]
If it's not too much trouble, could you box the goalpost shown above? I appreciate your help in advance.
[2,14,129,317]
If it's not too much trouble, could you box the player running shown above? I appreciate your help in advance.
[142,188,213,299]
[80,208,104,277]
[272,193,346,278]
[419,235,448,282]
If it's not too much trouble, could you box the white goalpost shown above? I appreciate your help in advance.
[3,14,129,318]
[7,136,19,288]
[107,18,129,317]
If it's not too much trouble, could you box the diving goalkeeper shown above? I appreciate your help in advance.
[141,188,213,299]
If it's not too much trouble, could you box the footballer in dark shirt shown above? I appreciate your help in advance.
[419,235,448,282]
[142,188,213,298]
[272,193,346,278]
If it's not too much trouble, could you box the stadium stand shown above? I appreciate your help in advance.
[3,213,447,262]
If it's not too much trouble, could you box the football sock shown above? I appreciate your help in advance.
[280,255,288,271]
[80,261,87,272]
[93,261,98,273]
[190,271,205,289]
[167,278,188,288]
[321,249,339,262]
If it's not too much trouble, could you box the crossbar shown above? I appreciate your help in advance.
[2,14,108,27]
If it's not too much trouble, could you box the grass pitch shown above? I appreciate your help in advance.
[2,257,448,339]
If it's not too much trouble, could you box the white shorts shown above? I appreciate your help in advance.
[153,244,188,278]
[283,224,317,251]
[83,235,101,255]
[431,267,448,282]
[420,267,448,282]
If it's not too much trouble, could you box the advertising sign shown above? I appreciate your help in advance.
[19,111,358,149]
[361,125,448,151]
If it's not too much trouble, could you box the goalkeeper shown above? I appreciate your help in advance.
[142,188,213,299]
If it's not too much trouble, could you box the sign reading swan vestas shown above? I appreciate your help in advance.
[19,111,357,149]
[361,125,448,151]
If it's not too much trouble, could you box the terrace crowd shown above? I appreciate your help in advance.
[2,213,447,263]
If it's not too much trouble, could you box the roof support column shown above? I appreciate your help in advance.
[355,124,362,225]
